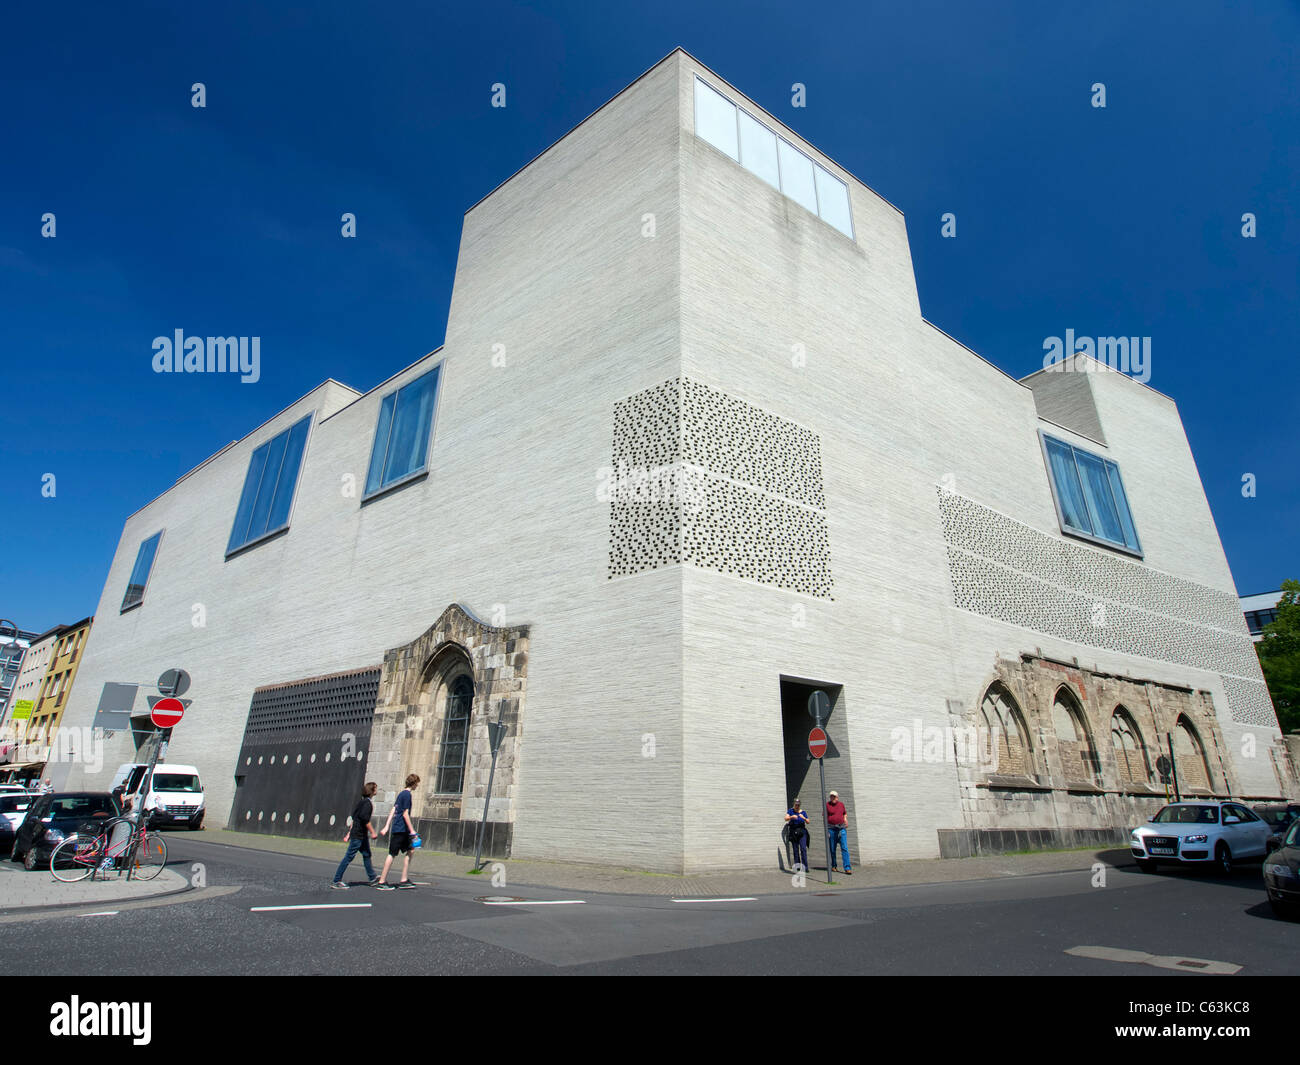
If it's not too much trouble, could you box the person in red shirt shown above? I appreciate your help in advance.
[826,790,852,874]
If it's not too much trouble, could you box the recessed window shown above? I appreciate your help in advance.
[1040,432,1142,556]
[364,366,440,498]
[121,531,163,611]
[694,77,855,239]
[227,415,312,555]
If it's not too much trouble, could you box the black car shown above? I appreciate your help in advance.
[0,792,36,855]
[10,792,121,871]
[1253,803,1300,852]
[1264,819,1300,918]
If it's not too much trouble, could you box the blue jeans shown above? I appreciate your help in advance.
[333,836,377,883]
[828,826,851,871]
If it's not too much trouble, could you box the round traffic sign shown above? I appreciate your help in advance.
[808,727,828,759]
[807,690,831,723]
[150,697,186,730]
[157,668,191,697]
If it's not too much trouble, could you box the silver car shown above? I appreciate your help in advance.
[1130,800,1272,874]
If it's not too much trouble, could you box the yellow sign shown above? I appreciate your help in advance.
[11,700,33,721]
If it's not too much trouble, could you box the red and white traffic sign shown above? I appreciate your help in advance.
[150,697,186,729]
[808,727,828,759]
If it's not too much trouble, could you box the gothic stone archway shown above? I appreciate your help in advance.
[366,603,529,858]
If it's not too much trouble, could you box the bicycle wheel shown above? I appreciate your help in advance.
[49,836,97,883]
[130,834,167,881]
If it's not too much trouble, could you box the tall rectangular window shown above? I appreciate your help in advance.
[364,366,440,497]
[738,111,780,190]
[121,531,163,611]
[695,79,739,160]
[1040,432,1142,555]
[227,414,312,555]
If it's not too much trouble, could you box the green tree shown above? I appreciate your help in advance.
[1257,579,1300,733]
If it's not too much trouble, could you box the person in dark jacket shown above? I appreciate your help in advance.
[785,799,810,872]
[331,782,380,889]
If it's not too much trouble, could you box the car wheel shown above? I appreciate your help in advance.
[23,847,39,871]
[1136,858,1157,873]
[1215,842,1233,876]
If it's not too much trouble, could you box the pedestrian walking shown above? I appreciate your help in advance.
[826,790,852,874]
[332,782,380,889]
[375,774,421,890]
[40,778,53,795]
[785,799,810,872]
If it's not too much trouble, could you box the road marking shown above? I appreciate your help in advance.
[79,911,119,917]
[480,899,586,906]
[249,903,373,912]
[671,897,757,903]
[1066,945,1241,975]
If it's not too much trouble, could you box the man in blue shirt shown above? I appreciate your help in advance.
[376,774,421,890]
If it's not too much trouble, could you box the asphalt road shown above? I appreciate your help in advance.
[5,835,1298,976]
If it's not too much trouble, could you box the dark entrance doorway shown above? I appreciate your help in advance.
[779,676,859,870]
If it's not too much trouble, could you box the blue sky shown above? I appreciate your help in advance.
[2,0,1296,632]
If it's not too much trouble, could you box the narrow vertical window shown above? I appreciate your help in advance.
[436,675,474,794]
[694,79,739,160]
[364,366,441,497]
[121,531,163,611]
[227,414,313,554]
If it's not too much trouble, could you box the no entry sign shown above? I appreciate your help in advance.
[808,727,828,759]
[150,697,186,730]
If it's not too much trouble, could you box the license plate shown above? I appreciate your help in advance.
[1150,847,1175,855]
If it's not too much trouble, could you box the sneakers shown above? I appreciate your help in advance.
[396,881,416,890]
[368,876,381,886]
[844,869,853,875]
[331,881,349,890]
[376,883,395,891]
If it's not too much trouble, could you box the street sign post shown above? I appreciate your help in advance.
[807,690,833,884]
[473,702,508,871]
[157,669,191,698]
[123,678,190,878]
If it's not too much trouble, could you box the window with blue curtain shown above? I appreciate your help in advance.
[226,415,312,555]
[1041,433,1142,555]
[364,366,440,497]
[121,531,163,611]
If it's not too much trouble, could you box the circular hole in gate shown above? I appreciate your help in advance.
[329,815,336,826]
[298,813,304,823]
[296,754,302,764]
[270,812,277,822]
[245,757,251,766]
[310,754,316,763]
[258,811,264,821]
[313,814,319,825]
[257,756,263,765]
[245,810,251,821]
[325,753,331,763]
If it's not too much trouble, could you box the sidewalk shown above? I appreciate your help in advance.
[0,861,191,913]
[199,827,1124,896]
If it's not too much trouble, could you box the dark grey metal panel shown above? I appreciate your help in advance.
[229,667,380,841]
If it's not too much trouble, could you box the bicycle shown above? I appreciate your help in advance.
[48,815,168,883]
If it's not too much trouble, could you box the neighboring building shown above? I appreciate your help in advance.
[0,621,38,720]
[1,625,60,741]
[17,618,94,779]
[1241,590,1283,643]
[58,50,1290,871]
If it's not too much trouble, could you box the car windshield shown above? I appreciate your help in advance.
[50,796,117,819]
[1151,805,1218,824]
[151,774,200,793]
[0,795,31,814]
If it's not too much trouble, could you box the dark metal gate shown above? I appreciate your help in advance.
[229,666,380,841]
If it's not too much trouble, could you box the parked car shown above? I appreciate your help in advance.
[1130,800,1272,874]
[0,784,30,795]
[9,792,121,871]
[1263,819,1300,918]
[1253,803,1300,852]
[109,762,205,830]
[0,792,35,855]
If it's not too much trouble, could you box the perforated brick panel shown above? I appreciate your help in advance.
[609,378,832,597]
[229,666,381,840]
[938,488,1278,728]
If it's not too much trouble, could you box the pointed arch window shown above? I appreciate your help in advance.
[980,683,1033,778]
[436,675,474,795]
[1110,707,1152,787]
[1052,687,1100,781]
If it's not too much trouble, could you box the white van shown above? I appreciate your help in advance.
[110,762,205,830]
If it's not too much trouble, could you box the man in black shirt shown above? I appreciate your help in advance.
[331,782,380,889]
